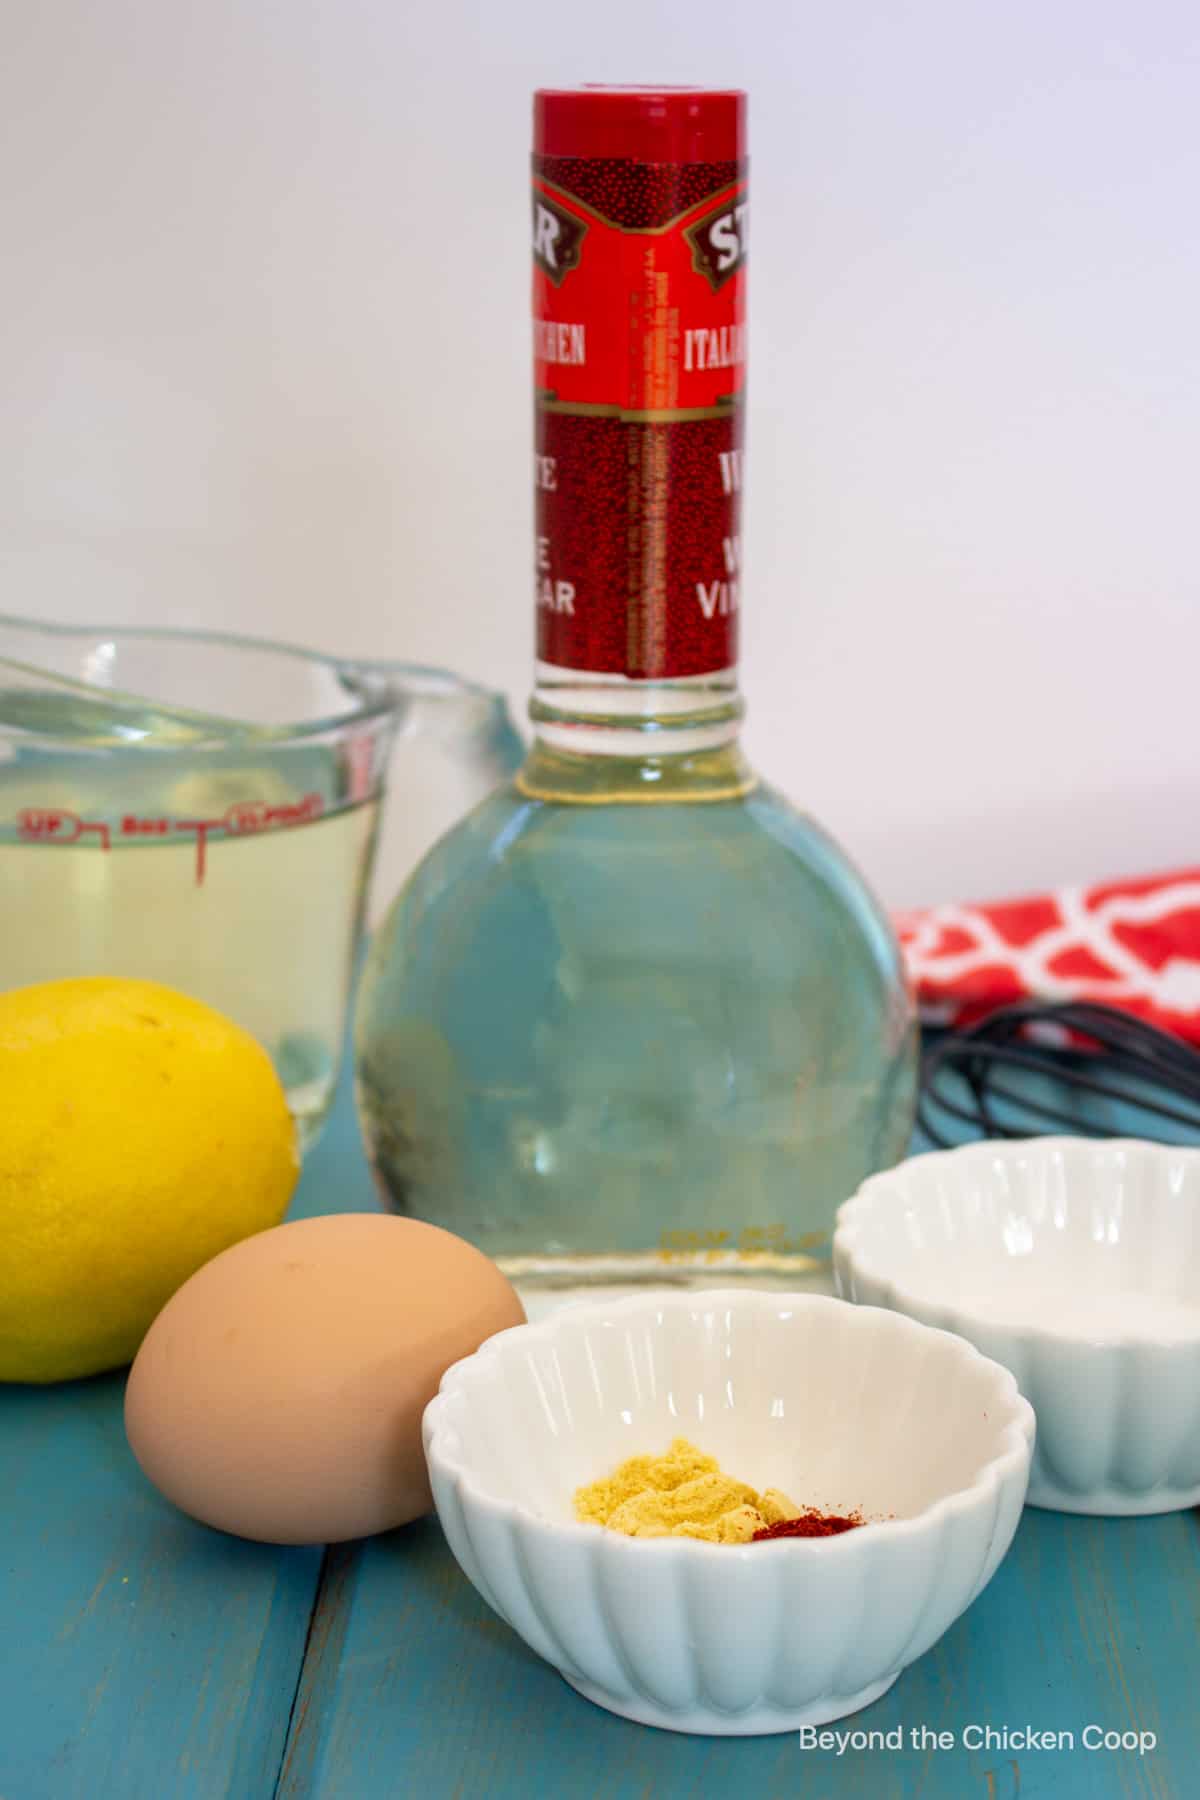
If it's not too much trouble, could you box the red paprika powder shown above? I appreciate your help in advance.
[752,1510,864,1541]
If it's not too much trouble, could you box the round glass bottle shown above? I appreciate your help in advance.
[355,87,917,1285]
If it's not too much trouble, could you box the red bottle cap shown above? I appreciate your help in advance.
[534,86,745,164]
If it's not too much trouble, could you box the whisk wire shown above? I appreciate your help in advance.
[918,1000,1200,1149]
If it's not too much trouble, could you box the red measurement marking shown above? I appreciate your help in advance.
[18,807,81,843]
[17,809,110,850]
[223,793,324,836]
[17,795,325,884]
[173,819,222,886]
[177,795,322,884]
[346,735,375,802]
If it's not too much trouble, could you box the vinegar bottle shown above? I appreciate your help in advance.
[355,87,917,1286]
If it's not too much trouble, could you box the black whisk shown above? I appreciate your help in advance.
[917,1000,1200,1149]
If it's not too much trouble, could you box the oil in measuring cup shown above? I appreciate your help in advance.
[0,721,379,1150]
[0,620,525,1152]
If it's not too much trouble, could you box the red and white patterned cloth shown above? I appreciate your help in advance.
[895,867,1200,1046]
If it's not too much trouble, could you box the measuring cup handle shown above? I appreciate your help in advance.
[346,664,525,927]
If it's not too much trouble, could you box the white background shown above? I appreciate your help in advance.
[3,0,1197,908]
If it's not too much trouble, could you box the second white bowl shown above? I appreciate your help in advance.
[834,1137,1200,1514]
[423,1290,1033,1735]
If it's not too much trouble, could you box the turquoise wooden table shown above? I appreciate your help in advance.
[2,1056,1196,1800]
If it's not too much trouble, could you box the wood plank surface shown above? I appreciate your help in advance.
[278,1092,1200,1800]
[4,1047,1199,1799]
[277,1507,1199,1800]
[0,1366,318,1800]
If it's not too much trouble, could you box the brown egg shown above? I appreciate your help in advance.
[124,1213,524,1543]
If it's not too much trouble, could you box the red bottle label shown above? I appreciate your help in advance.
[533,164,746,679]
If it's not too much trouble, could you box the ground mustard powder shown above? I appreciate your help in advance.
[574,1437,802,1543]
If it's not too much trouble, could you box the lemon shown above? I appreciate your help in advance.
[0,977,299,1383]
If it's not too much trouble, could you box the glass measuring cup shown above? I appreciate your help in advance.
[0,616,523,1149]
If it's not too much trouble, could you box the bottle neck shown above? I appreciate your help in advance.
[521,665,754,803]
[530,127,748,803]
[531,662,743,754]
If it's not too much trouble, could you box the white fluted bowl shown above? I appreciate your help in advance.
[834,1138,1200,1515]
[422,1290,1033,1735]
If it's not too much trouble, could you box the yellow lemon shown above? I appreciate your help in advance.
[0,977,299,1383]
